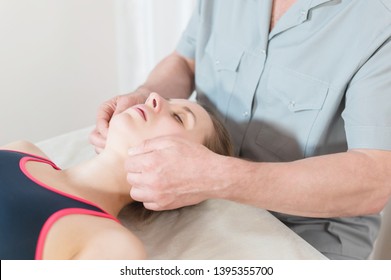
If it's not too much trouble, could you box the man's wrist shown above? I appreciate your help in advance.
[212,156,245,201]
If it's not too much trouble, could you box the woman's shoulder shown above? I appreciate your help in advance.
[43,213,146,260]
[1,140,49,159]
[75,216,147,260]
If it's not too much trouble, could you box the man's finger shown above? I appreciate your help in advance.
[128,136,182,156]
[89,128,107,149]
[129,184,155,203]
[95,117,109,139]
[143,202,164,211]
[124,151,157,174]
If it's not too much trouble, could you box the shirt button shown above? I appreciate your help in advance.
[260,49,266,54]
[242,111,249,118]
[300,9,307,19]
[289,101,296,108]
[215,60,220,65]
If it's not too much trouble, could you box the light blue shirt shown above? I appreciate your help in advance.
[177,0,391,259]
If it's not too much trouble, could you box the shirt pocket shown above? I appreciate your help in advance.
[268,66,329,112]
[256,66,329,161]
[197,38,244,115]
[205,38,244,72]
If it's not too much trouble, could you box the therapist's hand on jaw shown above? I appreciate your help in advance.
[125,136,229,211]
[89,89,150,153]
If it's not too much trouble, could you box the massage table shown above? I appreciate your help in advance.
[36,126,327,260]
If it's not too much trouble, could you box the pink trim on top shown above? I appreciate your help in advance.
[3,150,120,259]
[35,208,120,260]
[1,149,56,164]
[19,156,108,213]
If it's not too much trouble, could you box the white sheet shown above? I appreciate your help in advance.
[36,126,327,259]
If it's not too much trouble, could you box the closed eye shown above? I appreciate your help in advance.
[173,113,184,125]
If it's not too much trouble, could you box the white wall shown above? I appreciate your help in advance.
[0,0,118,145]
[0,0,196,146]
[116,0,195,93]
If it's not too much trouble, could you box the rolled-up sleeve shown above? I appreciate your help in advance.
[176,1,200,59]
[343,38,391,150]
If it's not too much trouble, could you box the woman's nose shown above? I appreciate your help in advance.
[145,92,163,112]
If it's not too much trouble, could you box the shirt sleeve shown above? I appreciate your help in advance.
[175,0,200,59]
[342,37,391,150]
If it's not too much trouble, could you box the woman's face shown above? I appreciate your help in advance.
[107,92,214,149]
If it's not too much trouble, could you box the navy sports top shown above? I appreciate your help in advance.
[0,150,118,260]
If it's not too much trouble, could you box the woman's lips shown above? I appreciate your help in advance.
[134,107,147,121]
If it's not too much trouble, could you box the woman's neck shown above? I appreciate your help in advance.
[62,149,133,217]
[270,0,297,30]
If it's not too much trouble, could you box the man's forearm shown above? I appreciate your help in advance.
[220,149,391,218]
[136,51,195,100]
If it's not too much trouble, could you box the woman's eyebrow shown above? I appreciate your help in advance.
[167,98,197,124]
[183,106,197,124]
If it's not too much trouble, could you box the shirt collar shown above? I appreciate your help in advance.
[301,0,337,16]
[269,0,337,39]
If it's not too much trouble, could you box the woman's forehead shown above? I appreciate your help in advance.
[169,98,202,113]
